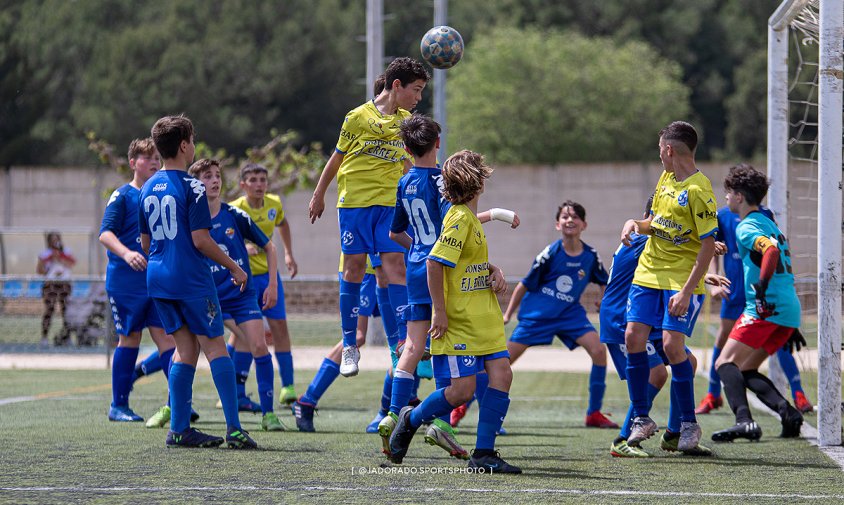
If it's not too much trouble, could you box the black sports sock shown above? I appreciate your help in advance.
[717,363,753,423]
[742,369,789,415]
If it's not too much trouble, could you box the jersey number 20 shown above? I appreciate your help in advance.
[144,195,178,240]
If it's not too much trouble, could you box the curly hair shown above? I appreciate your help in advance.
[384,57,431,89]
[441,150,492,205]
[724,163,769,206]
[188,158,220,179]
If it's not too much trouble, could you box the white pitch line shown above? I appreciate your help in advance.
[1,485,843,500]
[0,395,37,406]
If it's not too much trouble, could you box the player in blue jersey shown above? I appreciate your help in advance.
[709,165,805,442]
[140,115,255,449]
[697,165,813,415]
[503,200,616,428]
[99,138,176,425]
[189,159,286,432]
[601,196,725,457]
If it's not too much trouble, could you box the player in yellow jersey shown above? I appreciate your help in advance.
[620,121,718,453]
[308,57,431,377]
[388,150,521,474]
[230,163,299,406]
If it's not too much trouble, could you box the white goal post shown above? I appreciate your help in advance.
[768,0,842,447]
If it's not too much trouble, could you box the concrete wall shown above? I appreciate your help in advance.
[0,162,822,281]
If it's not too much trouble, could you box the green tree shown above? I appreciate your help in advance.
[447,27,690,163]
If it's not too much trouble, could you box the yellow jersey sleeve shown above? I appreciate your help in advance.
[428,205,506,356]
[334,102,411,208]
[229,195,285,276]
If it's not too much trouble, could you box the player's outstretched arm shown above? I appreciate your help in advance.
[502,282,527,325]
[277,219,297,278]
[477,208,520,228]
[99,230,147,272]
[262,241,279,310]
[192,229,248,290]
[308,151,344,223]
[668,235,717,317]
[389,230,413,250]
[620,216,653,246]
[427,259,448,339]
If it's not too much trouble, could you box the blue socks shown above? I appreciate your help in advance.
[339,280,361,347]
[776,347,804,395]
[111,346,139,408]
[387,284,408,342]
[620,383,661,439]
[588,364,607,415]
[168,362,195,433]
[376,287,398,347]
[233,351,253,399]
[626,351,650,417]
[254,354,275,414]
[138,350,162,376]
[475,372,490,404]
[300,358,340,406]
[409,387,456,428]
[435,377,452,423]
[390,369,415,415]
[210,356,241,430]
[670,358,696,423]
[708,345,723,397]
[379,369,392,414]
[668,380,682,433]
[477,388,510,450]
[160,348,174,407]
[226,343,235,357]
[275,351,294,387]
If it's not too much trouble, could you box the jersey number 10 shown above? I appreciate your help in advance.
[144,195,178,240]
[402,198,437,245]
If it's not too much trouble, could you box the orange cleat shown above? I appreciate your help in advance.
[694,393,723,414]
[794,391,814,414]
[450,403,469,427]
[585,411,620,429]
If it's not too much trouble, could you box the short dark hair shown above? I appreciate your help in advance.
[373,74,386,97]
[659,121,698,152]
[240,162,268,181]
[724,163,769,206]
[188,158,220,179]
[128,138,157,160]
[151,115,193,159]
[399,114,440,159]
[384,57,430,90]
[555,200,586,221]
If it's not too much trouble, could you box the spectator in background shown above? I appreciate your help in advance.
[37,231,76,346]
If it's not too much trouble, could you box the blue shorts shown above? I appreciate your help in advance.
[599,320,663,345]
[626,284,704,337]
[509,316,596,349]
[432,350,510,380]
[338,206,405,255]
[220,291,263,325]
[108,291,162,336]
[253,272,286,320]
[153,295,224,337]
[606,341,692,380]
[720,295,745,321]
[405,303,432,322]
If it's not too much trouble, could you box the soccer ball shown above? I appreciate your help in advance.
[420,25,464,69]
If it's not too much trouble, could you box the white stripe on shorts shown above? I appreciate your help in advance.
[447,355,460,378]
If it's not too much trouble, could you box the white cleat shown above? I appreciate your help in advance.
[340,345,360,377]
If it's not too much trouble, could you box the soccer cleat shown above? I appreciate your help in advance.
[388,406,418,464]
[678,421,702,451]
[190,408,200,423]
[366,411,387,434]
[226,427,258,449]
[497,427,508,436]
[711,420,762,442]
[378,412,398,456]
[627,416,658,444]
[779,405,803,438]
[292,400,316,432]
[261,412,286,432]
[421,346,432,361]
[425,419,469,460]
[416,359,433,379]
[585,411,619,429]
[794,391,814,414]
[237,396,262,414]
[468,450,522,474]
[661,431,714,456]
[108,405,144,422]
[340,345,360,377]
[166,427,224,448]
[279,385,297,406]
[610,439,650,458]
[694,393,724,414]
[145,405,171,428]
[450,403,469,428]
